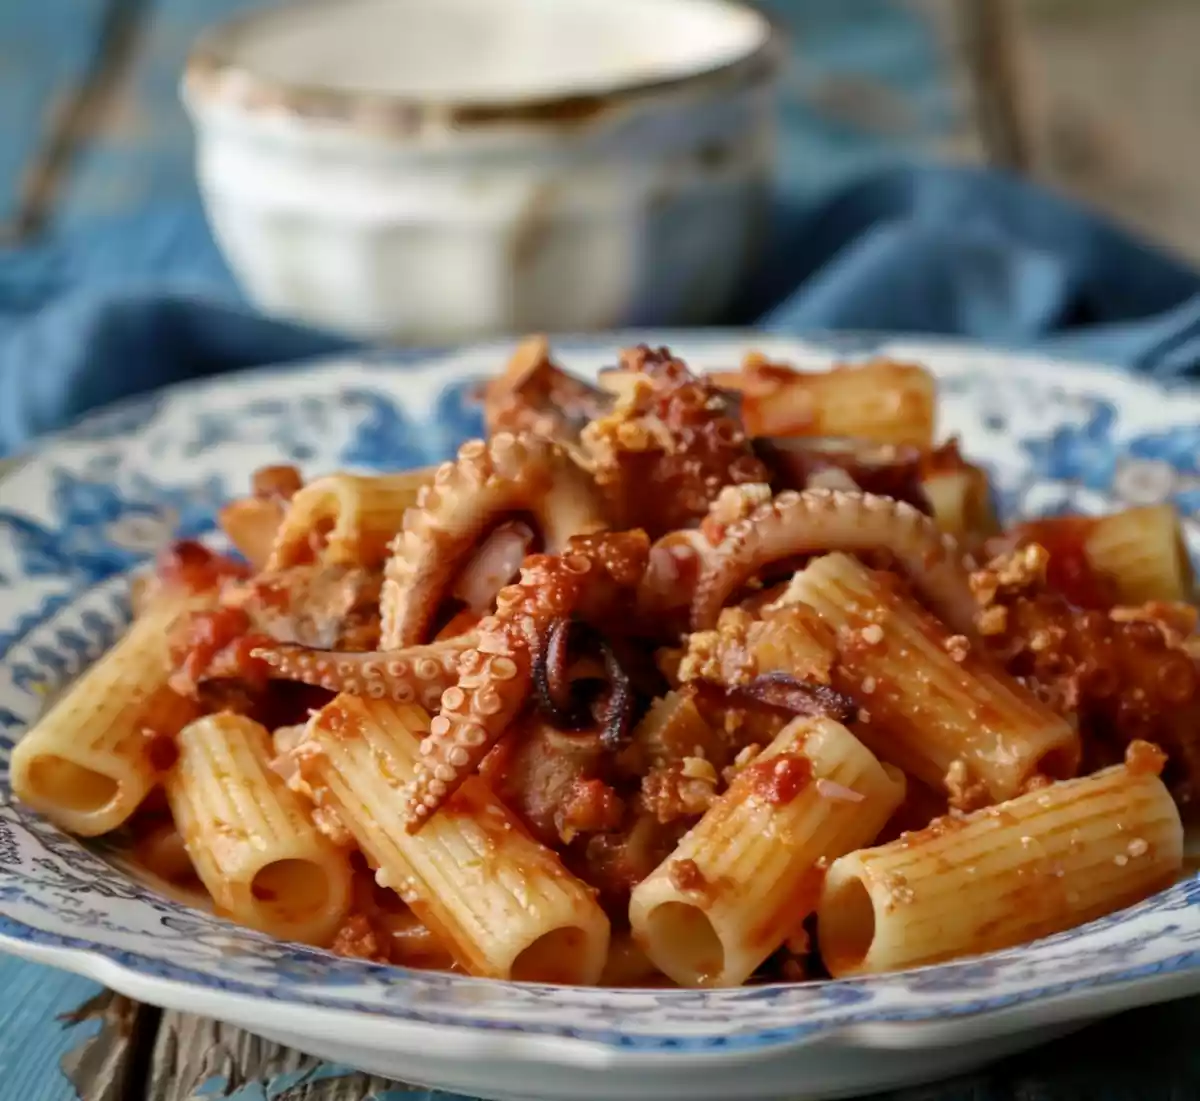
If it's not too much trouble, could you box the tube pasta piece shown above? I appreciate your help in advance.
[1005,506,1193,607]
[1083,505,1193,604]
[165,713,352,945]
[594,368,641,402]
[818,757,1183,976]
[712,357,936,447]
[629,716,905,987]
[631,689,728,770]
[219,465,307,570]
[922,466,998,540]
[267,471,433,571]
[299,695,611,983]
[10,592,207,837]
[218,496,287,571]
[776,553,1080,803]
[747,603,839,680]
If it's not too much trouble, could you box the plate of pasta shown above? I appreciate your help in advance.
[2,331,1200,1101]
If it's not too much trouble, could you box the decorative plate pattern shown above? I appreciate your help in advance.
[3,333,1200,1056]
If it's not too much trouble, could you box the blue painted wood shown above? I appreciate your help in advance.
[755,0,961,201]
[55,0,275,228]
[0,958,108,1101]
[193,1064,466,1100]
[0,0,111,228]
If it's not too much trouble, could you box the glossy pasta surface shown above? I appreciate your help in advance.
[13,339,1195,987]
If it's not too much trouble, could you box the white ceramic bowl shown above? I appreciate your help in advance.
[182,0,781,342]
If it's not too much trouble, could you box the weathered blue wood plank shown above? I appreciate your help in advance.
[0,958,112,1101]
[143,1010,473,1100]
[56,0,276,228]
[742,0,962,198]
[0,0,111,229]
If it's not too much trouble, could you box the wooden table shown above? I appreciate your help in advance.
[4,2,1200,1098]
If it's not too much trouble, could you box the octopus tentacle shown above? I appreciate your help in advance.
[726,672,856,723]
[535,616,576,714]
[481,335,611,450]
[266,472,431,572]
[690,488,978,636]
[636,484,773,636]
[403,554,592,830]
[532,617,634,747]
[380,433,608,649]
[251,635,475,711]
[403,532,649,831]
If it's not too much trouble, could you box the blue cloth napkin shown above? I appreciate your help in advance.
[4,163,1200,455]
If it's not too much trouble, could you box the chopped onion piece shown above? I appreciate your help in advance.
[816,777,865,803]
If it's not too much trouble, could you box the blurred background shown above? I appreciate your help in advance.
[1,0,1196,260]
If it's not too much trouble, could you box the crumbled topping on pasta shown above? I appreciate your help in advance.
[944,759,990,813]
[943,634,970,663]
[859,624,884,646]
[37,338,1198,992]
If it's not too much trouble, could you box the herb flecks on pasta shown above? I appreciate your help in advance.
[13,340,1191,987]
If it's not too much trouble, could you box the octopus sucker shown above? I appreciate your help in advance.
[402,533,649,831]
[689,488,979,637]
[251,634,477,704]
[379,433,608,649]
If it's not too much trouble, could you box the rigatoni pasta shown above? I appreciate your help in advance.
[267,470,433,571]
[219,463,304,570]
[166,712,353,945]
[922,465,998,540]
[219,496,288,571]
[630,717,905,987]
[775,552,1080,803]
[1083,504,1193,603]
[629,689,727,771]
[712,356,936,446]
[1006,505,1194,606]
[10,590,205,836]
[299,694,611,983]
[15,337,1200,989]
[818,746,1183,976]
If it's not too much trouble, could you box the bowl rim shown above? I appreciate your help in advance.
[181,0,785,138]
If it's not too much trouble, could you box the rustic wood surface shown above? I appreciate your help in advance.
[4,1,1200,1099]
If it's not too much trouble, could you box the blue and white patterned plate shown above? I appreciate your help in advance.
[2,333,1200,1101]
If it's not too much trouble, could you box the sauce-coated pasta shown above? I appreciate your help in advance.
[12,340,1193,986]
